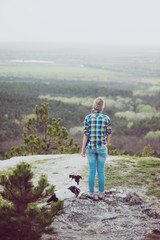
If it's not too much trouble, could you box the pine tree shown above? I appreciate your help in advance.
[142,144,154,157]
[0,162,64,240]
[5,102,80,159]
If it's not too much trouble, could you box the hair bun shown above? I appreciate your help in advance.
[92,97,105,111]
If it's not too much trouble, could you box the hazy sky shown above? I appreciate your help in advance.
[0,0,160,46]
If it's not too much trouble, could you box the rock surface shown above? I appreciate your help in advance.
[44,191,160,240]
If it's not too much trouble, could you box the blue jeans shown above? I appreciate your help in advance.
[86,146,107,194]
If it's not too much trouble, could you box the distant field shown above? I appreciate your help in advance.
[0,65,108,74]
[0,44,160,95]
[0,64,160,95]
[0,65,110,80]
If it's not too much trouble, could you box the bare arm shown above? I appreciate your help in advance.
[81,134,89,157]
[106,134,111,145]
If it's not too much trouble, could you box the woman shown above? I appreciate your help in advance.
[81,97,112,200]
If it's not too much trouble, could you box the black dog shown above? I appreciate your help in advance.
[46,175,82,203]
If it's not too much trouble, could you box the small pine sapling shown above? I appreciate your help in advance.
[0,161,64,240]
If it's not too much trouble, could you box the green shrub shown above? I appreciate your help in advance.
[136,104,155,113]
[142,144,154,157]
[0,162,64,240]
[145,130,160,139]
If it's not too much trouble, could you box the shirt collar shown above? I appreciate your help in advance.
[93,111,101,113]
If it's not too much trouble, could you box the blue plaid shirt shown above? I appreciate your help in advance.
[83,111,112,149]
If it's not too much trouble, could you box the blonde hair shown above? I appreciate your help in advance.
[92,97,105,112]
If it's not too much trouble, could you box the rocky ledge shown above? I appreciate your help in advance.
[43,190,160,240]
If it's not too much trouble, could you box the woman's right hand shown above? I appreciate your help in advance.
[81,149,86,157]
